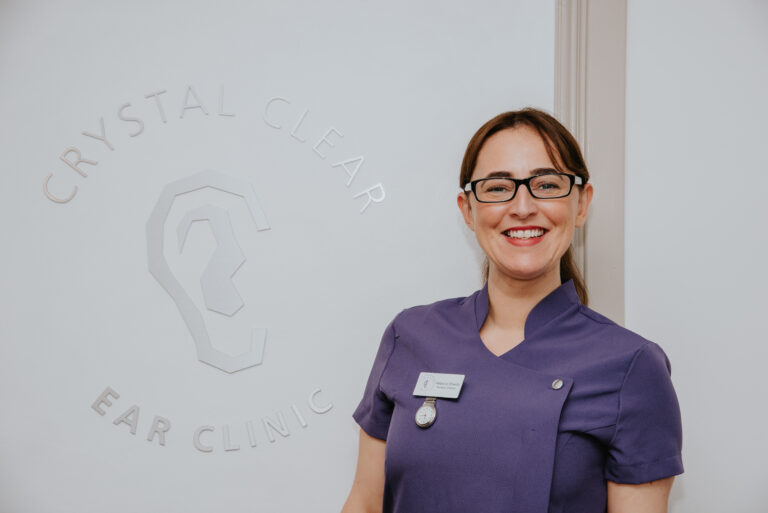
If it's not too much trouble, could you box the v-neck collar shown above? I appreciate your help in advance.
[472,278,581,341]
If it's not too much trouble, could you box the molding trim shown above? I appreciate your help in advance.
[555,0,588,147]
[555,0,627,324]
[554,0,588,278]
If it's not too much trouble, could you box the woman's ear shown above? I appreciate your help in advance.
[457,192,475,231]
[575,183,594,228]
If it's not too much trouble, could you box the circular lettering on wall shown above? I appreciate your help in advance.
[73,85,388,452]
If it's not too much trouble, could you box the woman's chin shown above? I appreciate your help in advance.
[492,265,559,284]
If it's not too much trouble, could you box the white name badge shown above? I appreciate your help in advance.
[412,372,465,399]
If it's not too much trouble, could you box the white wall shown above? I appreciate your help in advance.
[625,1,768,511]
[0,1,554,512]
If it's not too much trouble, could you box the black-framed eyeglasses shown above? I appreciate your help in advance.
[463,172,584,203]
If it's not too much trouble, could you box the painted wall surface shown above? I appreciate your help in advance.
[0,1,554,512]
[625,1,768,511]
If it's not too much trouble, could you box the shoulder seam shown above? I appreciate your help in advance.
[376,310,402,395]
[607,341,652,448]
[577,304,615,325]
[583,422,617,434]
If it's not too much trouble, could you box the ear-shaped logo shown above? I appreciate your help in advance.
[146,170,270,373]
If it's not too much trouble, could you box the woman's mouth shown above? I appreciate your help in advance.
[502,227,546,246]
[503,228,545,239]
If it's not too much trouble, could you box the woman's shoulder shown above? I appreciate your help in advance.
[573,303,672,368]
[390,289,481,336]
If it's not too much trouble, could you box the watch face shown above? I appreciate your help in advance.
[415,404,436,428]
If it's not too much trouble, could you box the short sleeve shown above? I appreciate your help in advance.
[352,318,397,440]
[605,341,684,483]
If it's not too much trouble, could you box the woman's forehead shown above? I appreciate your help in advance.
[474,126,559,178]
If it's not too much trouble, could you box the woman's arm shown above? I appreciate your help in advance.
[341,428,387,513]
[607,477,675,513]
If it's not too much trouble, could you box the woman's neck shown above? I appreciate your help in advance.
[484,267,562,334]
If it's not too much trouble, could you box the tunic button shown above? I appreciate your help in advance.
[551,379,564,390]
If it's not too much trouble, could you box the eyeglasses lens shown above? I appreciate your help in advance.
[477,174,572,201]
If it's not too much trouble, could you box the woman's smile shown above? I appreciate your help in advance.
[502,225,547,246]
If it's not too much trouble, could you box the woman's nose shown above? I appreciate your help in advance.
[508,184,538,217]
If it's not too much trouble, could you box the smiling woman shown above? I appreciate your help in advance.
[342,108,683,513]
[458,123,591,308]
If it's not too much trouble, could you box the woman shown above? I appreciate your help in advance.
[342,108,683,513]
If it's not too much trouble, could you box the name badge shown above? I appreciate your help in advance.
[412,372,465,399]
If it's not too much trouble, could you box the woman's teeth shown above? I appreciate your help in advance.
[504,229,545,239]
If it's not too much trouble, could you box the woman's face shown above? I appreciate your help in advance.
[457,126,593,285]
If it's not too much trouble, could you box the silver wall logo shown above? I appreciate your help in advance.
[45,85,385,452]
[147,170,269,373]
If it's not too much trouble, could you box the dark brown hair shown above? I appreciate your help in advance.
[459,107,590,305]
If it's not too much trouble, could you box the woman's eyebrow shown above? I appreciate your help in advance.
[483,167,558,178]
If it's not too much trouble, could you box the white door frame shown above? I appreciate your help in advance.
[555,0,627,324]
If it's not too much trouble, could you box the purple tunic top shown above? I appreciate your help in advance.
[353,279,684,513]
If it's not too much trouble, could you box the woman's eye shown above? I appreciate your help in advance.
[531,175,567,191]
[482,181,514,193]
